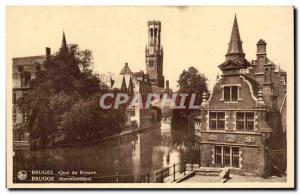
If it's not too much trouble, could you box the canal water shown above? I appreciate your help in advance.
[14,124,200,183]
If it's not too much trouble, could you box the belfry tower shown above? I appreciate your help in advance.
[145,20,164,88]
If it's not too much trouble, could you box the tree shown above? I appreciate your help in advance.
[60,93,125,142]
[177,66,208,105]
[17,44,126,149]
[172,66,208,132]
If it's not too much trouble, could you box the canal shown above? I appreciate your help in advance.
[14,124,200,183]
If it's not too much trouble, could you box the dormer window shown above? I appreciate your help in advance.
[221,85,240,102]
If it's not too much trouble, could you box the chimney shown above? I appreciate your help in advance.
[256,39,267,73]
[46,47,51,57]
[256,39,267,56]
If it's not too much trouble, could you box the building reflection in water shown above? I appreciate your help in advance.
[14,122,197,182]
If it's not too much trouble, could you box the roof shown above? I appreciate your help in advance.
[267,58,286,74]
[226,14,244,56]
[218,58,251,70]
[60,31,68,53]
[109,74,134,90]
[13,55,46,66]
[120,63,133,75]
[133,71,144,78]
[111,75,124,89]
[219,59,242,70]
[151,86,167,94]
[240,74,262,98]
[257,39,266,45]
[123,75,132,88]
[148,20,161,26]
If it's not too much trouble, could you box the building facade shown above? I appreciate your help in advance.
[12,48,50,141]
[195,15,287,176]
[12,32,68,142]
[105,63,159,130]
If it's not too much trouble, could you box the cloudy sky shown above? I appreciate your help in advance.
[7,6,293,90]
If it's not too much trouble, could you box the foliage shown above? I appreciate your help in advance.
[172,66,208,131]
[177,66,208,106]
[17,44,125,149]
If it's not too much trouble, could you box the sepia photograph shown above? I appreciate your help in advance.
[6,6,294,189]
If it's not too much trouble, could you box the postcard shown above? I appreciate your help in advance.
[6,6,294,189]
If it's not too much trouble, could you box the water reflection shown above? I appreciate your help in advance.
[14,124,199,183]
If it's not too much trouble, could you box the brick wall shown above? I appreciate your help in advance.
[207,75,257,110]
[200,144,213,167]
[241,146,265,175]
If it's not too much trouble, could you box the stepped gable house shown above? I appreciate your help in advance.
[195,15,287,176]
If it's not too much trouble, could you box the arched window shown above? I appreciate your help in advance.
[154,28,158,38]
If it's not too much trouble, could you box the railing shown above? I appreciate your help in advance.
[97,161,198,183]
[89,161,198,183]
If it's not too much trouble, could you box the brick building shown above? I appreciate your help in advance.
[194,15,287,176]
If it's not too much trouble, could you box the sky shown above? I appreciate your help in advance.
[7,6,293,90]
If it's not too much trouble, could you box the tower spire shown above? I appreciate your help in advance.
[60,31,68,53]
[226,14,245,62]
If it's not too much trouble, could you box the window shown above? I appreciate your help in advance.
[154,28,158,38]
[21,72,31,87]
[232,147,240,167]
[214,146,240,168]
[224,86,230,101]
[130,108,135,117]
[224,147,231,167]
[215,146,222,167]
[236,112,255,131]
[223,86,238,101]
[209,112,225,130]
[150,29,153,37]
[264,68,271,82]
[148,60,154,68]
[280,75,286,85]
